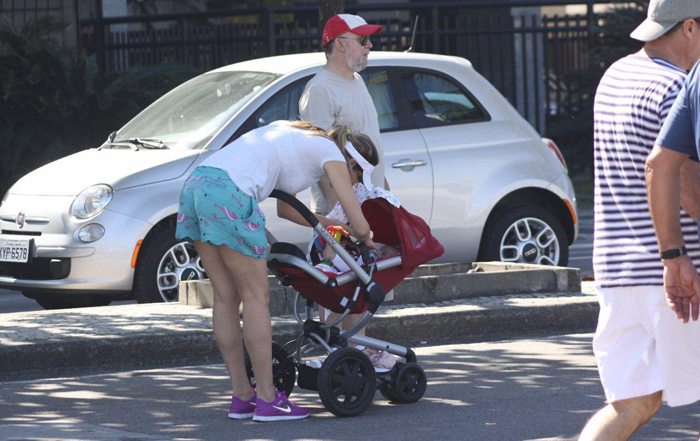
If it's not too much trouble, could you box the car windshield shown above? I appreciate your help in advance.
[111,71,280,150]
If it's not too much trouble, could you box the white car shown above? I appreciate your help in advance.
[0,52,577,309]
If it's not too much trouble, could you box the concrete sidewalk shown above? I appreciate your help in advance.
[0,278,599,382]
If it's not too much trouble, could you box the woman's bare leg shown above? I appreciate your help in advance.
[217,245,276,402]
[194,241,253,400]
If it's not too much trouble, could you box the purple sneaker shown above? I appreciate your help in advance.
[253,390,310,422]
[228,393,256,419]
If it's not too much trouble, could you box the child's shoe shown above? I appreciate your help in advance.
[253,390,310,422]
[228,393,256,419]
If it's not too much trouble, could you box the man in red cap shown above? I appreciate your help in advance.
[299,14,395,371]
[300,13,384,196]
[301,13,385,217]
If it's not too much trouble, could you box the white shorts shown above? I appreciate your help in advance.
[593,285,700,407]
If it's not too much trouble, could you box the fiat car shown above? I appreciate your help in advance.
[0,52,577,309]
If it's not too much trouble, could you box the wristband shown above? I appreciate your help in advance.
[659,246,687,260]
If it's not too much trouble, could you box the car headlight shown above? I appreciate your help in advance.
[71,185,113,219]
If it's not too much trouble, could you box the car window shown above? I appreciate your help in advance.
[360,69,399,131]
[401,70,487,128]
[115,71,280,150]
[255,79,307,126]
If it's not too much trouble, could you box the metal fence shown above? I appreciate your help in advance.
[0,0,79,47]
[76,0,607,135]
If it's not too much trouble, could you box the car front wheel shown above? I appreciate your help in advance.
[133,224,206,303]
[478,204,569,267]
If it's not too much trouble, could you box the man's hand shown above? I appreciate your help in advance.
[663,256,700,323]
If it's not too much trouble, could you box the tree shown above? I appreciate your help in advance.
[319,0,344,29]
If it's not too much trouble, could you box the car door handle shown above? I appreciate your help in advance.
[391,158,428,171]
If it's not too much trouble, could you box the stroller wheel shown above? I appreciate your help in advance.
[379,384,400,403]
[317,347,376,417]
[391,363,427,404]
[244,342,296,397]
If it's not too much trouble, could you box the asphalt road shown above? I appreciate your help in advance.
[0,289,134,314]
[1,333,697,441]
[568,208,594,279]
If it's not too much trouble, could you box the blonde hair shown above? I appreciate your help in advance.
[289,120,332,140]
[328,126,379,184]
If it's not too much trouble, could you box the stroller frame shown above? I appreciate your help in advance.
[255,190,427,417]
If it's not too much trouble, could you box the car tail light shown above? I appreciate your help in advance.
[542,138,567,172]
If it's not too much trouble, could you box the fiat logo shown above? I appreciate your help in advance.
[16,212,25,229]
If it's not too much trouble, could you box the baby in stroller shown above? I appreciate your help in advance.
[308,128,400,275]
[263,128,445,417]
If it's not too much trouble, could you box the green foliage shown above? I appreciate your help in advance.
[546,1,647,177]
[0,16,198,197]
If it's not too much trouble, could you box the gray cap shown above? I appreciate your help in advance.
[630,0,700,41]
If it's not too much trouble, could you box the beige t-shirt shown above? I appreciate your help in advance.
[300,68,385,214]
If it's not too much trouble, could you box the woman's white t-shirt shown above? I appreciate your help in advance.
[199,121,346,202]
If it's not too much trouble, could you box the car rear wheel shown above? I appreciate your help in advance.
[478,204,569,267]
[133,223,206,303]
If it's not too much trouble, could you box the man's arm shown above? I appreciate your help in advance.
[317,176,338,208]
[300,81,339,212]
[679,159,700,222]
[646,145,700,322]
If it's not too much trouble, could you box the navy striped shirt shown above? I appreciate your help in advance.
[593,53,700,288]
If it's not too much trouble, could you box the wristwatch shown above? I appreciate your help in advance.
[659,246,687,260]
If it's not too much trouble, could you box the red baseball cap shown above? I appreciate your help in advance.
[321,14,383,47]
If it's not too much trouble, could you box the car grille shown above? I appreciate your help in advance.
[0,258,69,280]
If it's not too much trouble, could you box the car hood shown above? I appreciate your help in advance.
[10,149,201,196]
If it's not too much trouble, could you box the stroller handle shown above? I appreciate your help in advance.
[269,189,374,287]
[270,190,320,228]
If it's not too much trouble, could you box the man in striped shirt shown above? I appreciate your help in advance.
[582,1,700,439]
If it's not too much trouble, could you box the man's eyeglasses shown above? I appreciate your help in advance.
[338,35,371,47]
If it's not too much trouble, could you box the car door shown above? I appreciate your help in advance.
[360,67,433,224]
[399,67,493,262]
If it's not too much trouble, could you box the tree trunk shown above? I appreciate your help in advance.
[318,0,345,30]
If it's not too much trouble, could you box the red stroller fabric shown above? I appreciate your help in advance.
[279,198,444,314]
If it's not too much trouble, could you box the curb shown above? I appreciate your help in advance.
[179,262,582,316]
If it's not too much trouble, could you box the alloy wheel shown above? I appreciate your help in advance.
[156,241,205,302]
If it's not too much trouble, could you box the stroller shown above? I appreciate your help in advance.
[245,190,444,417]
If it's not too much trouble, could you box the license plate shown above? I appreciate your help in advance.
[0,238,31,263]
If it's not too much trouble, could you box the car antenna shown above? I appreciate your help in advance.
[405,15,419,53]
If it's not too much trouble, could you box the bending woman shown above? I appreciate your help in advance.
[175,120,377,422]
